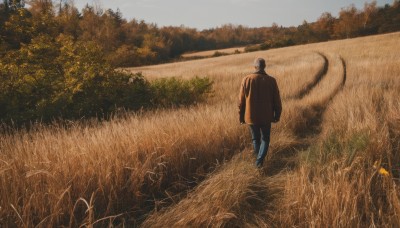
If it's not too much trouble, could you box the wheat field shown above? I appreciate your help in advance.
[1,32,399,227]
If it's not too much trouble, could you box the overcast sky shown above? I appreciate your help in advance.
[73,0,394,30]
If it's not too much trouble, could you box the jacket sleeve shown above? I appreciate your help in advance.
[238,78,246,123]
[273,79,282,120]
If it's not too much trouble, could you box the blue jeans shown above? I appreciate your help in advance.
[249,124,271,167]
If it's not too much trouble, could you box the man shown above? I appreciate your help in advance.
[238,58,282,168]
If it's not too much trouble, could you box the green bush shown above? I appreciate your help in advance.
[150,76,213,108]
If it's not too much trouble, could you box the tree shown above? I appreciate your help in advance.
[334,5,362,38]
[359,1,378,35]
[363,1,377,28]
[79,5,101,43]
[1,3,33,50]
[3,0,25,11]
[57,0,81,38]
[0,34,62,121]
[98,9,124,52]
[295,20,317,44]
[376,1,400,33]
[314,12,335,41]
[26,0,52,16]
[26,0,59,37]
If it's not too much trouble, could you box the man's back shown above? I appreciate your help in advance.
[239,57,282,168]
[239,72,282,125]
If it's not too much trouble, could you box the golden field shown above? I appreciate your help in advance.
[1,32,400,227]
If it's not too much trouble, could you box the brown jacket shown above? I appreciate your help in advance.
[238,71,282,125]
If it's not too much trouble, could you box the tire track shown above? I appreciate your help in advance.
[289,52,329,100]
[266,54,347,175]
[296,56,346,138]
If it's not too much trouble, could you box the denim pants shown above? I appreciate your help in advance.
[249,123,271,167]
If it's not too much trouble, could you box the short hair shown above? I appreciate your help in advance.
[254,58,266,69]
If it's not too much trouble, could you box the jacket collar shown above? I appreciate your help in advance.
[254,69,267,75]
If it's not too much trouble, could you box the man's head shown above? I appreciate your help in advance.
[254,58,266,70]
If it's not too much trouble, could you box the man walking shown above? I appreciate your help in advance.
[238,58,282,168]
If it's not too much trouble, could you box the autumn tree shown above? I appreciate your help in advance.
[56,0,81,38]
[97,9,124,52]
[313,12,335,41]
[363,1,377,28]
[295,20,318,44]
[1,0,25,11]
[334,5,363,38]
[26,0,60,37]
[0,34,63,121]
[0,0,33,50]
[79,5,101,43]
[376,1,400,33]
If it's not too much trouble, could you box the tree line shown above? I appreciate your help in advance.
[0,0,269,67]
[1,1,400,66]
[245,1,400,52]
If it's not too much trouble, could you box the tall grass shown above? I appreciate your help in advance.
[269,33,400,227]
[1,32,400,227]
[142,32,400,227]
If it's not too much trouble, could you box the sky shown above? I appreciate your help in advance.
[73,0,394,30]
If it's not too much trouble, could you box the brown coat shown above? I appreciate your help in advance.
[238,72,282,125]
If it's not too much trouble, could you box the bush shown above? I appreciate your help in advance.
[150,76,213,107]
[244,45,260,52]
[212,51,228,57]
[259,42,270,50]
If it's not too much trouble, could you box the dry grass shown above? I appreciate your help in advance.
[1,32,400,227]
[269,33,400,227]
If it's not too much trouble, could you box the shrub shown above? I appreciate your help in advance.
[259,42,270,50]
[150,76,213,107]
[244,45,260,52]
[212,51,228,57]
